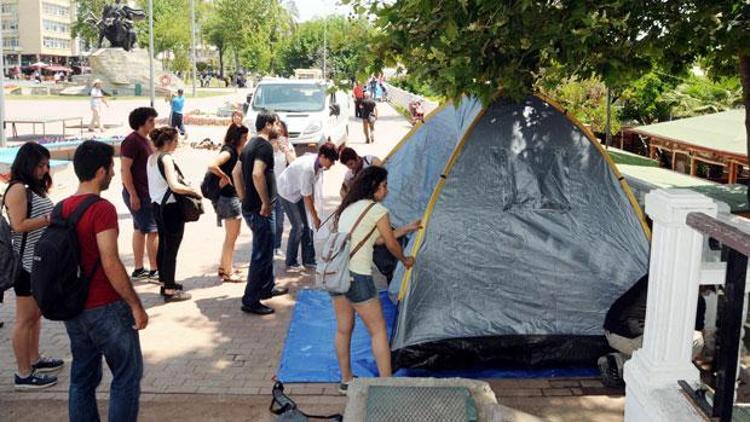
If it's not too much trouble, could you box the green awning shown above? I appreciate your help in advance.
[629,109,746,157]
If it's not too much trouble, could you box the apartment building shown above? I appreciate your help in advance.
[1,0,79,69]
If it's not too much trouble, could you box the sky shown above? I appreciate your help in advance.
[293,0,353,22]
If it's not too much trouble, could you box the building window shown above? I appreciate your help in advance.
[2,20,18,31]
[43,19,69,34]
[42,3,69,17]
[43,37,70,50]
[1,4,17,14]
[3,37,19,48]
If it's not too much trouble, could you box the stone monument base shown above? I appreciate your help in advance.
[81,47,184,96]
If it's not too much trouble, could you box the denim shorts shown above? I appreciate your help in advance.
[213,195,241,226]
[122,189,158,233]
[330,272,378,304]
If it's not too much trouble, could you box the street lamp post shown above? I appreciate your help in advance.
[190,0,196,96]
[0,24,7,147]
[148,0,155,107]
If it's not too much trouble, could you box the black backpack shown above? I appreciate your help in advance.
[31,195,101,321]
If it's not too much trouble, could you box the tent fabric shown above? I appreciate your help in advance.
[382,97,483,228]
[383,97,484,299]
[387,95,650,370]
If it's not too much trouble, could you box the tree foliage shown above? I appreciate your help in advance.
[275,16,377,81]
[72,0,109,49]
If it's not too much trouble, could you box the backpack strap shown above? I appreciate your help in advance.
[157,152,185,206]
[348,202,378,259]
[3,182,33,258]
[65,195,103,280]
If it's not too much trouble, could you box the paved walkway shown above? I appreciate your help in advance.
[0,96,625,421]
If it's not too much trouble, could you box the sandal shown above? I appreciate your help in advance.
[218,268,243,283]
[163,290,192,303]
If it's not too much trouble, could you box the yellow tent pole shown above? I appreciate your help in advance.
[396,106,488,301]
[382,101,453,163]
[535,93,652,241]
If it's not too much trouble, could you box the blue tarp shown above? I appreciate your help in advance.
[276,289,598,383]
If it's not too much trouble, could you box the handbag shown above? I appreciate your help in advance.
[315,202,378,294]
[157,153,204,223]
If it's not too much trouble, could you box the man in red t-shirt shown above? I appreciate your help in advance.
[63,140,148,422]
[121,107,159,281]
[353,82,364,118]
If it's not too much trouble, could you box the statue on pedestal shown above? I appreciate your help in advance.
[85,0,145,52]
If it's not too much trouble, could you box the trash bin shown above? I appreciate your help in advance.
[134,83,142,96]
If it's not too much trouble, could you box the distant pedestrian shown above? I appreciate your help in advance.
[5,143,62,390]
[353,82,364,118]
[361,92,378,143]
[277,143,338,270]
[331,166,417,394]
[170,89,187,139]
[63,140,148,421]
[207,124,250,283]
[232,111,288,315]
[121,107,159,281]
[147,127,200,302]
[88,80,108,133]
[338,147,382,198]
[271,121,297,256]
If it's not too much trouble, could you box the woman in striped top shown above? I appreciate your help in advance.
[4,143,63,390]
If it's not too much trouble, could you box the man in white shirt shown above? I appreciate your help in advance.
[277,142,339,270]
[89,80,109,133]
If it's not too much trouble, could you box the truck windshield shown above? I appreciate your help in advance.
[252,84,326,112]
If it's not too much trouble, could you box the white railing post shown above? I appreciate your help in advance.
[624,189,717,421]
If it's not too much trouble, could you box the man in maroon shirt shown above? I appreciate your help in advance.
[121,107,159,280]
[63,140,148,422]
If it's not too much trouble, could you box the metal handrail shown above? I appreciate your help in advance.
[681,211,749,422]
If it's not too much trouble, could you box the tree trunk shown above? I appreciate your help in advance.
[741,54,750,204]
[218,46,224,79]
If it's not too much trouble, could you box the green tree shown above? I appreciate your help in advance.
[276,16,376,81]
[72,0,109,50]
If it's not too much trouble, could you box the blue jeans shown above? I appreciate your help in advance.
[242,210,276,306]
[281,198,316,267]
[273,199,284,250]
[64,300,143,422]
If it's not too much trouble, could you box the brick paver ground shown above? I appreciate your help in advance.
[0,94,626,421]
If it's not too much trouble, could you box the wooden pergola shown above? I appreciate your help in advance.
[624,109,747,184]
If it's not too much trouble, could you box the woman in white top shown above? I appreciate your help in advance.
[331,166,420,393]
[147,127,201,303]
[88,80,108,133]
[271,121,296,256]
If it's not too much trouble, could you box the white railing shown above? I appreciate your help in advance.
[625,188,750,421]
[382,82,438,115]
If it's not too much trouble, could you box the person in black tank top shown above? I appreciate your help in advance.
[207,124,249,282]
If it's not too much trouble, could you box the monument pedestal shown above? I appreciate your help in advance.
[87,48,184,96]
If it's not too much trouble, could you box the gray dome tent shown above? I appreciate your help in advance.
[383,94,651,369]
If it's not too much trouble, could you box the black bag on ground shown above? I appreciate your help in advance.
[157,152,204,222]
[0,183,31,293]
[31,196,101,321]
[269,382,342,422]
